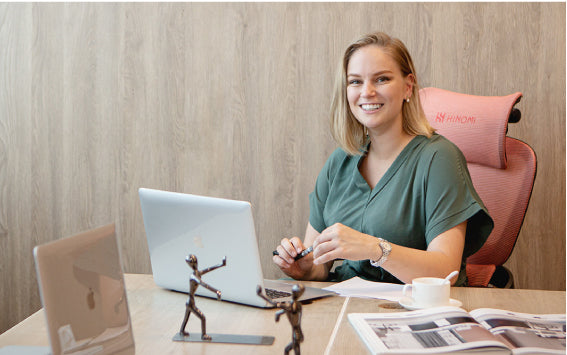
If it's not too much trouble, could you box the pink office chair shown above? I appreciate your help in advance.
[419,87,537,288]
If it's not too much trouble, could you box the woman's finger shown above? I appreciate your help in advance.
[289,237,305,253]
[280,238,297,257]
[276,244,296,264]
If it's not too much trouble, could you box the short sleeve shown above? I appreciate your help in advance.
[424,143,493,258]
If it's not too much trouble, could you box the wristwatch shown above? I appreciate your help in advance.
[370,238,391,267]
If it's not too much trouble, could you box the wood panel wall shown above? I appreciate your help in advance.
[1,2,564,333]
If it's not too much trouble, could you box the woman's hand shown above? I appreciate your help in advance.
[275,221,467,284]
[312,223,378,265]
[273,237,314,280]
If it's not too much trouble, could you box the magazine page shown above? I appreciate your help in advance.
[469,308,566,354]
[348,306,510,354]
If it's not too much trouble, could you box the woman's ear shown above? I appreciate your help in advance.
[405,73,415,98]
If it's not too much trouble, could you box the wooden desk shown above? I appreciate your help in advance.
[1,274,565,354]
[332,286,566,354]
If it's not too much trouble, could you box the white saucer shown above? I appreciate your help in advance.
[399,297,463,311]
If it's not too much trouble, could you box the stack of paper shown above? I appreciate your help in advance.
[322,277,405,302]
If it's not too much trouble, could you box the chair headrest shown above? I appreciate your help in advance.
[419,87,522,169]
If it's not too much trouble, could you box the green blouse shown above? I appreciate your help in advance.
[309,134,493,286]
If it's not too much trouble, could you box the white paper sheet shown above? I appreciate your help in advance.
[322,276,405,302]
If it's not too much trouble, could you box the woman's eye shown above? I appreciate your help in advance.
[377,76,390,83]
[348,79,361,85]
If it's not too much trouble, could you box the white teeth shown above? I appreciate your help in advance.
[361,104,382,111]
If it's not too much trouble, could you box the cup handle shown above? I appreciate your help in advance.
[402,284,412,298]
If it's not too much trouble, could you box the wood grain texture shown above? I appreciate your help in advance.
[0,3,564,333]
[1,274,565,353]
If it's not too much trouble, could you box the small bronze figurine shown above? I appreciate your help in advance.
[179,254,226,340]
[257,284,305,355]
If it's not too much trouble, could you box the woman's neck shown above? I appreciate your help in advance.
[367,129,414,161]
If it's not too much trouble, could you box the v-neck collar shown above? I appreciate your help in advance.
[354,135,426,198]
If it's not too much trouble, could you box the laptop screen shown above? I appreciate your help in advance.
[33,224,135,355]
[139,188,270,307]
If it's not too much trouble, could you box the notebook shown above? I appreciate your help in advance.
[33,224,135,355]
[138,188,335,308]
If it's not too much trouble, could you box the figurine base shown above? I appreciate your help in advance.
[172,332,274,345]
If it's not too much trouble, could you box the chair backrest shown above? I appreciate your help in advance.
[419,87,537,287]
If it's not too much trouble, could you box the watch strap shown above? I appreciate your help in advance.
[370,238,391,267]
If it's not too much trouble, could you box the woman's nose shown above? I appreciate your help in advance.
[361,82,376,97]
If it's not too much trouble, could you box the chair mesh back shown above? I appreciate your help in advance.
[420,87,537,286]
[466,137,537,266]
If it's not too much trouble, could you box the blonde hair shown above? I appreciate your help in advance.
[330,32,434,155]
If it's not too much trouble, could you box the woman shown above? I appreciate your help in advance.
[273,32,493,286]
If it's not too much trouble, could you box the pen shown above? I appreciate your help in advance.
[272,246,313,261]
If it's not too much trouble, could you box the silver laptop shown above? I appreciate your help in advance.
[138,188,335,308]
[33,224,135,355]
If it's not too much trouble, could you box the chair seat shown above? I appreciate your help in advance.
[466,264,496,287]
[467,264,514,288]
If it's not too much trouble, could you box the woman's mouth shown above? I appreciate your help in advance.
[360,103,383,111]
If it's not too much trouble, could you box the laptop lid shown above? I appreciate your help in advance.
[33,224,135,355]
[138,188,335,308]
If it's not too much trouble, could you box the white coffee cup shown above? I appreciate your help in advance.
[402,277,450,308]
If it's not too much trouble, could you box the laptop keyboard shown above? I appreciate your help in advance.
[265,288,292,299]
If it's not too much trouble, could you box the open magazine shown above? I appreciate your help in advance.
[348,306,565,354]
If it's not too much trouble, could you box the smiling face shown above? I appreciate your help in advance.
[346,45,413,135]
